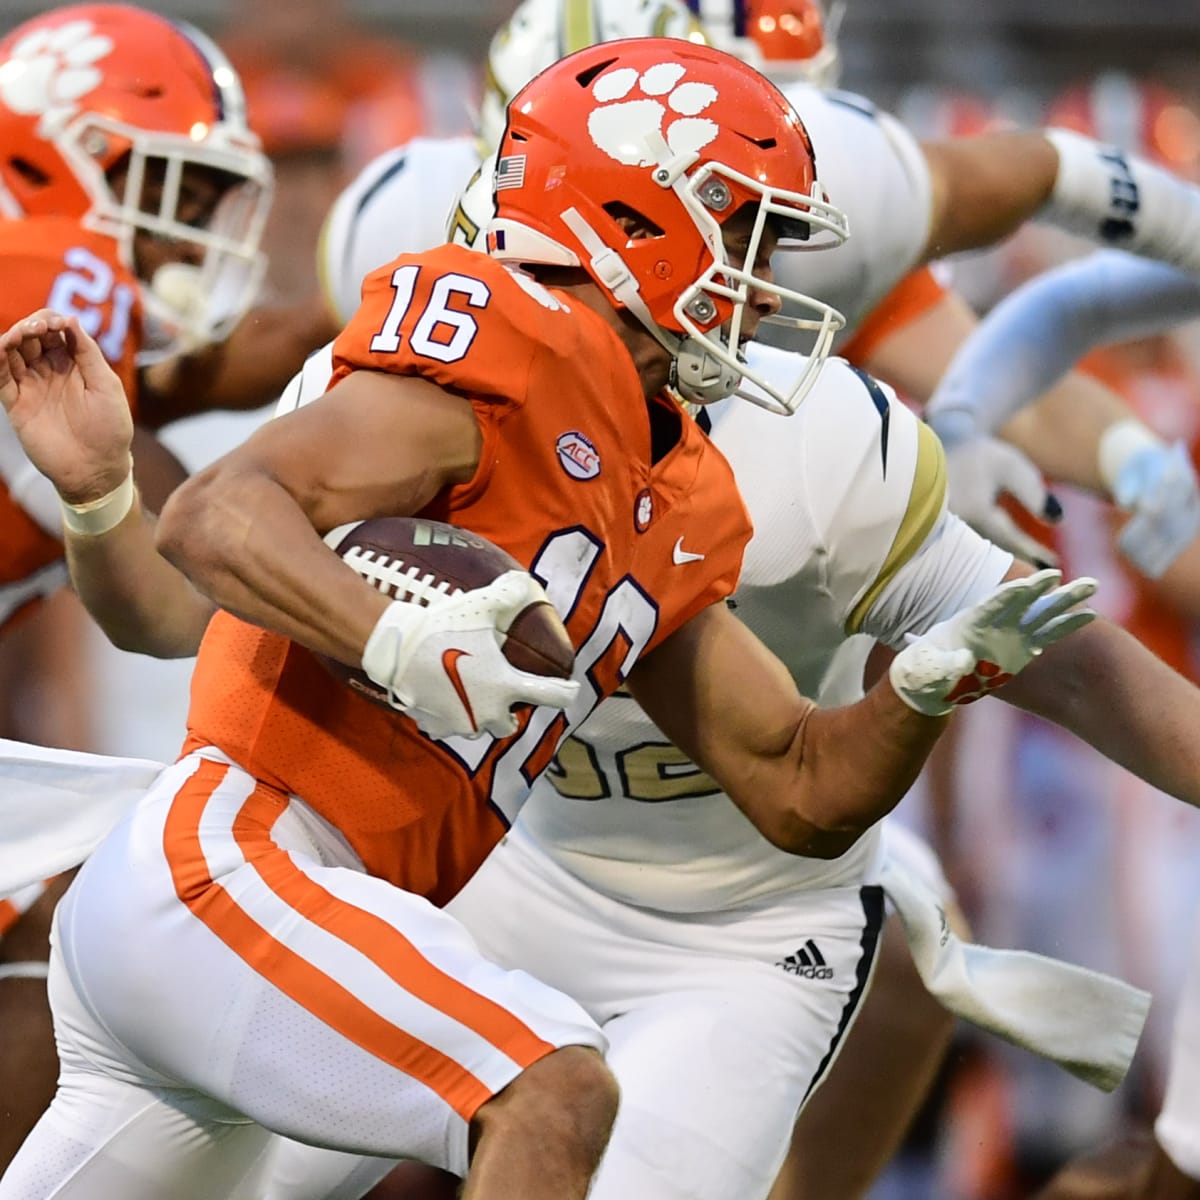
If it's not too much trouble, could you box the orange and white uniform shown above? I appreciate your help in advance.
[1,244,749,1197]
[0,218,141,635]
[0,217,142,965]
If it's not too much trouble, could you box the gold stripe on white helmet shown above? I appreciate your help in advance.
[477,0,707,154]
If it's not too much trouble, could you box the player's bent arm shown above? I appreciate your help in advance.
[927,253,1200,452]
[920,132,1060,261]
[155,368,483,666]
[66,496,214,658]
[137,294,339,426]
[626,601,949,860]
[922,129,1200,272]
[65,426,212,657]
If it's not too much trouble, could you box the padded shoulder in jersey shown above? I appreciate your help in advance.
[796,357,946,633]
[0,217,141,402]
[332,242,594,408]
[317,137,482,326]
[794,85,932,208]
[762,84,935,338]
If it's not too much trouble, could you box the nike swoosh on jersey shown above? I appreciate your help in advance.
[441,648,477,733]
[672,537,706,565]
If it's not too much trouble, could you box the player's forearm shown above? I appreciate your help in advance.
[749,681,948,859]
[138,296,337,426]
[65,498,214,657]
[156,466,392,665]
[927,253,1200,457]
[1004,618,1200,807]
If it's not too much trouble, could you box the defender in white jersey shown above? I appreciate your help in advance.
[311,0,1200,574]
[923,249,1200,1200]
[258,333,1200,1200]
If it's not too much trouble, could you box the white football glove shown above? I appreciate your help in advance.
[889,568,1098,716]
[1112,440,1200,579]
[361,569,579,740]
[944,435,1061,568]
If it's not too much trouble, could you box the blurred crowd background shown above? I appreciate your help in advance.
[4,2,1200,1197]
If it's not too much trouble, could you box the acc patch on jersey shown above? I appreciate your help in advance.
[556,431,601,480]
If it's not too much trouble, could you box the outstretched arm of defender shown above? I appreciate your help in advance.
[629,571,1095,860]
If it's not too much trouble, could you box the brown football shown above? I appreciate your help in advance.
[318,517,574,708]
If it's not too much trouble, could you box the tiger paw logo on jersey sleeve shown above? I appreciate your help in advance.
[0,20,113,137]
[587,61,720,166]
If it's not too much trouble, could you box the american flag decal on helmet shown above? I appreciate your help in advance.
[495,155,527,190]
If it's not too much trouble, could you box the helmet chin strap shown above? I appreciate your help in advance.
[559,206,741,404]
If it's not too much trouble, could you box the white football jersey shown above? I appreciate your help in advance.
[516,346,1011,912]
[317,135,481,325]
[770,85,934,348]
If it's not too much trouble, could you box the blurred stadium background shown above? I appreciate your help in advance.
[3,2,1200,1198]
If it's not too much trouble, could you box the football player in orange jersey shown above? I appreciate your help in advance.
[0,2,272,633]
[0,37,1095,1200]
[0,1,272,1173]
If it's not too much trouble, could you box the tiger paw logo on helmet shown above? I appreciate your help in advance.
[587,62,719,166]
[0,20,113,137]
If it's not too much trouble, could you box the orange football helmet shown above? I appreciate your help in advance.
[685,0,844,85]
[0,4,273,357]
[486,36,847,413]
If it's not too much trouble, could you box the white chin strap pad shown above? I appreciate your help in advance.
[673,339,740,404]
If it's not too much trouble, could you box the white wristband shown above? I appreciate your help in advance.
[1043,127,1200,274]
[1098,418,1163,495]
[60,472,136,537]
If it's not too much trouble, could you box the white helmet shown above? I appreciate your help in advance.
[686,0,845,87]
[477,0,707,152]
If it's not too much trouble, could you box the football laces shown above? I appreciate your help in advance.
[341,547,461,607]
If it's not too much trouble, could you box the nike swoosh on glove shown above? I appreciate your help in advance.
[361,569,579,739]
[889,568,1098,716]
[1113,441,1200,579]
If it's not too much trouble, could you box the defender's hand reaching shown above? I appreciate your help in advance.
[889,568,1098,716]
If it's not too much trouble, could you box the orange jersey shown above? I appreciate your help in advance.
[0,218,142,632]
[185,244,751,905]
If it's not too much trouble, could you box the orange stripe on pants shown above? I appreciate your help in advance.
[163,757,548,1120]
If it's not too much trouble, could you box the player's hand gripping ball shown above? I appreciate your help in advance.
[321,518,576,738]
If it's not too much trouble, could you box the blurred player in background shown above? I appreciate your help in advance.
[923,247,1200,1200]
[0,1,273,1173]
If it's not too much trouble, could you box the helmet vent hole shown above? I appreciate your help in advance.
[133,84,165,99]
[9,157,49,187]
[575,58,618,88]
[735,132,777,150]
[603,202,664,240]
